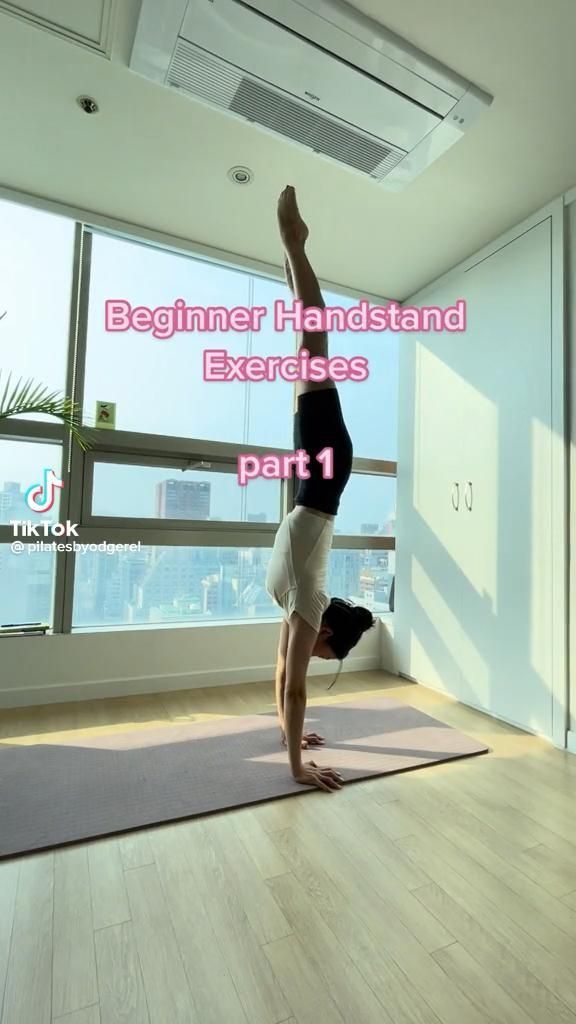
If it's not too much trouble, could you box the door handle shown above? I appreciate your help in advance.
[451,482,460,511]
[465,481,473,511]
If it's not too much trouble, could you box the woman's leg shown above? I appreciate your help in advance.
[277,186,335,405]
[278,186,353,516]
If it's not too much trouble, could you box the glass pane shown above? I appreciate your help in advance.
[0,442,63,525]
[0,198,73,396]
[84,234,293,445]
[0,545,56,627]
[247,275,293,449]
[334,474,396,536]
[83,233,398,458]
[91,462,281,523]
[72,545,281,628]
[324,288,399,461]
[328,547,395,614]
[72,541,394,628]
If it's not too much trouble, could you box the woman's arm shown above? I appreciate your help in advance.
[275,619,289,739]
[284,613,342,792]
[276,618,325,749]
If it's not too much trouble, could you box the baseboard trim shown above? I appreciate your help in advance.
[0,654,381,708]
[567,731,576,755]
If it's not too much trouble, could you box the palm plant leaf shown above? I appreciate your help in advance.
[0,372,92,452]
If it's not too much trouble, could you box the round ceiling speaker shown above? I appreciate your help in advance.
[227,166,254,185]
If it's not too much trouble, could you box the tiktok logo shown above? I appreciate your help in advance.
[25,468,64,513]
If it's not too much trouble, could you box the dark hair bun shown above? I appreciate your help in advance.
[352,606,375,631]
[322,598,375,662]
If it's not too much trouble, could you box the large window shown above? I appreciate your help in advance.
[0,544,56,627]
[0,445,62,628]
[324,287,399,461]
[0,441,63,525]
[335,474,396,536]
[72,545,395,629]
[0,199,74,396]
[73,545,279,628]
[0,196,73,629]
[90,460,282,524]
[0,197,397,633]
[83,234,294,447]
[328,547,396,615]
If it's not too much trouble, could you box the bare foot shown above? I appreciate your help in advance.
[277,185,309,252]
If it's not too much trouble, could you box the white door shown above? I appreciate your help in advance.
[457,220,553,734]
[396,219,554,739]
[396,278,469,697]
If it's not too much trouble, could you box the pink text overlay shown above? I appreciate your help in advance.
[204,350,368,382]
[238,448,333,485]
[104,299,466,339]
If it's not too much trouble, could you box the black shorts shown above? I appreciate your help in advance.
[293,388,353,516]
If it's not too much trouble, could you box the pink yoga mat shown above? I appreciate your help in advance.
[0,696,488,858]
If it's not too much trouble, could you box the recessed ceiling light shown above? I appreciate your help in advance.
[227,166,254,185]
[77,96,99,114]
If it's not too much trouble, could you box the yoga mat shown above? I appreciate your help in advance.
[0,696,488,858]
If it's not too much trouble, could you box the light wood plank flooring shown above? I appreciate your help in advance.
[1,670,575,1024]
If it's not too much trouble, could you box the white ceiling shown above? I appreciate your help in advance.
[0,0,575,299]
[0,0,114,52]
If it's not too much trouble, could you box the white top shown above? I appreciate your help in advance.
[266,506,333,632]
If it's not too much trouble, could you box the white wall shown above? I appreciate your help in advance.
[379,617,396,676]
[394,197,568,745]
[0,617,384,708]
[567,199,576,747]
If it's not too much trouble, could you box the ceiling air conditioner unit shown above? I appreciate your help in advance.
[129,0,492,189]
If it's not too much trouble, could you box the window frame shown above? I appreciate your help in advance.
[83,447,286,533]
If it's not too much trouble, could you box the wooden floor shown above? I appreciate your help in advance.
[1,670,576,1024]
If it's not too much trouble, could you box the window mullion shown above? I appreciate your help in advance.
[52,225,92,634]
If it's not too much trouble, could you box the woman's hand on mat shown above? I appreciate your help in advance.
[301,731,325,749]
[293,761,343,792]
[281,731,325,749]
[277,185,309,251]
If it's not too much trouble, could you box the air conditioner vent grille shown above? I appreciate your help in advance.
[168,40,405,179]
[169,42,243,107]
[230,77,400,176]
